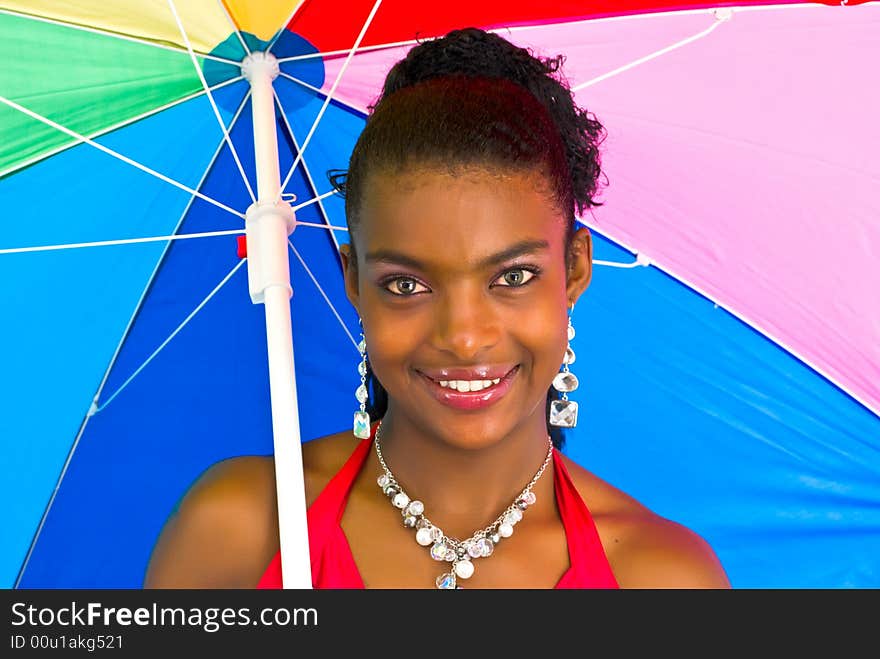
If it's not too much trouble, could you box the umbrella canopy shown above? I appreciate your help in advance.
[1,0,878,589]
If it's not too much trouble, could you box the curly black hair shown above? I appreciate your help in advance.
[330,27,607,449]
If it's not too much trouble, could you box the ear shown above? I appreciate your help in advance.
[339,243,361,315]
[565,226,593,306]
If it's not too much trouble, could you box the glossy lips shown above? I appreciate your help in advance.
[418,365,519,410]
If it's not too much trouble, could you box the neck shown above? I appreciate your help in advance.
[371,408,556,540]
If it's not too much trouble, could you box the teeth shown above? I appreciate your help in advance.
[437,378,502,391]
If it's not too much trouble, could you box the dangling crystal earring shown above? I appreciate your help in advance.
[549,302,578,428]
[353,318,371,439]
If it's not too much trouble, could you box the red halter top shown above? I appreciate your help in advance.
[258,423,619,589]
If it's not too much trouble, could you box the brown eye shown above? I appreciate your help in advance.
[496,268,537,287]
[384,277,428,296]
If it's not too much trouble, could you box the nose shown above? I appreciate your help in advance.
[431,284,501,361]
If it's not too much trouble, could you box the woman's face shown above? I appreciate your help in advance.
[340,166,592,449]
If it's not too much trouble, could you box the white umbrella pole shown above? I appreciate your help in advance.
[242,51,311,589]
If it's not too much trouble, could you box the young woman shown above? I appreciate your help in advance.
[144,28,730,589]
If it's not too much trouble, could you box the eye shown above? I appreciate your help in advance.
[493,267,540,288]
[382,276,430,296]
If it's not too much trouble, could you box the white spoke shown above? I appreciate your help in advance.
[0,8,241,64]
[278,71,323,94]
[276,36,420,62]
[280,0,383,195]
[271,3,818,65]
[266,0,309,54]
[278,71,367,115]
[288,240,358,351]
[572,12,729,92]
[167,0,256,203]
[502,1,825,36]
[0,76,244,179]
[274,88,343,258]
[95,259,248,413]
[291,189,339,213]
[0,94,244,219]
[0,194,349,258]
[0,229,245,255]
[216,0,251,55]
[593,256,649,268]
[295,220,348,231]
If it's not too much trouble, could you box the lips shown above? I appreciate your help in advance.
[417,365,519,411]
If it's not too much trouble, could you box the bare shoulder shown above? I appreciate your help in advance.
[143,429,364,589]
[301,428,364,506]
[143,455,278,589]
[559,454,731,589]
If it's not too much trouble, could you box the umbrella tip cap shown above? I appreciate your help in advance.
[241,51,279,82]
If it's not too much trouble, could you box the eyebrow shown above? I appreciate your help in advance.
[364,239,551,270]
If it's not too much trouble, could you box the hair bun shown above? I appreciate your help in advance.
[381,28,549,98]
[376,27,606,214]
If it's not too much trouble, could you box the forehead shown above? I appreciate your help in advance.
[357,168,565,271]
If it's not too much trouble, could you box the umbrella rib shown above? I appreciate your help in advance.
[288,240,359,351]
[216,0,251,56]
[11,92,253,589]
[593,257,645,268]
[276,36,421,63]
[572,14,728,92]
[0,76,244,180]
[499,2,814,37]
[0,223,351,255]
[0,230,245,255]
[270,1,819,65]
[0,94,244,219]
[277,71,368,116]
[0,8,241,65]
[95,259,248,414]
[273,88,345,264]
[86,90,252,410]
[576,216,880,420]
[290,189,340,214]
[266,0,310,54]
[295,219,348,230]
[279,0,384,196]
[167,0,257,204]
[267,4,754,67]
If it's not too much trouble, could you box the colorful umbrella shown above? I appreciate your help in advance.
[1,0,878,589]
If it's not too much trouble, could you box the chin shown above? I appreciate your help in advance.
[425,414,521,451]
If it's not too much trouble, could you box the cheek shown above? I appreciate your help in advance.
[520,309,569,373]
[524,274,569,335]
[361,305,428,381]
[517,280,571,376]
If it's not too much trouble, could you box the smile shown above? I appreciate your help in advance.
[438,377,501,392]
[417,366,519,410]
